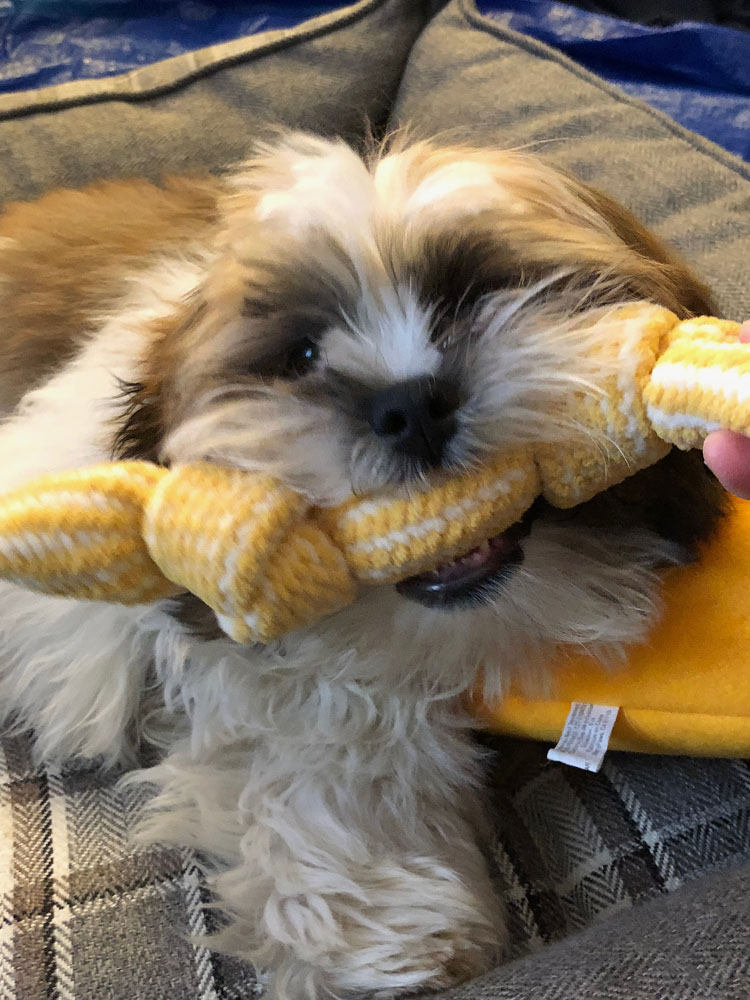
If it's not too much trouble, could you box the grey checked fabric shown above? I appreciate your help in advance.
[0,734,259,1000]
[482,736,750,960]
[4,729,750,998]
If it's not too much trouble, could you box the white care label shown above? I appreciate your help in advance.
[547,702,619,773]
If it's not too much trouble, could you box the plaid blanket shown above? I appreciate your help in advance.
[0,735,258,1000]
[485,736,750,958]
[3,731,750,998]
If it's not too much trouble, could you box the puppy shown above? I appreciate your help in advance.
[0,134,726,998]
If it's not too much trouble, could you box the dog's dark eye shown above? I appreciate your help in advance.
[284,337,320,377]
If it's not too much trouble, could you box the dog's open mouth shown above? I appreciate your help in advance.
[395,503,539,609]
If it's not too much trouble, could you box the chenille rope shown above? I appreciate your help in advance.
[0,304,743,643]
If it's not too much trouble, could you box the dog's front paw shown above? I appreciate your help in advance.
[266,855,505,1000]
[359,917,502,998]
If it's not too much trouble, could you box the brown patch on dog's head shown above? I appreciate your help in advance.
[576,182,715,318]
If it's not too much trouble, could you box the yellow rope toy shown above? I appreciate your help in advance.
[0,303,746,644]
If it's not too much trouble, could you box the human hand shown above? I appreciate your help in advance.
[703,321,750,499]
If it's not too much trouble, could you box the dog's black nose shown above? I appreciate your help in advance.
[369,376,460,465]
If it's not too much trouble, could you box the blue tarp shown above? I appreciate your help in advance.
[0,2,344,94]
[478,1,750,161]
[0,1,749,163]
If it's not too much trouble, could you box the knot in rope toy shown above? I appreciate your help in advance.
[0,304,745,643]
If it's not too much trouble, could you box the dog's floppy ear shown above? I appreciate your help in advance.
[579,183,716,318]
[113,291,211,464]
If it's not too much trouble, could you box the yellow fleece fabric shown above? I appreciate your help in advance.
[474,497,750,757]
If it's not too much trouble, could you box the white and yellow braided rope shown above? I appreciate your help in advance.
[0,303,743,643]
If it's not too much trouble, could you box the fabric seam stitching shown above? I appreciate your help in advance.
[0,0,399,122]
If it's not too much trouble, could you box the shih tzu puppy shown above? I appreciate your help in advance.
[0,133,726,998]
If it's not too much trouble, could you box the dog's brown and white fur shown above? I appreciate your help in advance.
[0,134,726,998]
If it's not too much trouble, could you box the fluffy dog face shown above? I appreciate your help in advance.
[119,135,725,660]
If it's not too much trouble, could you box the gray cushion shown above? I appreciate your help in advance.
[0,0,428,203]
[450,849,750,1000]
[392,0,750,321]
